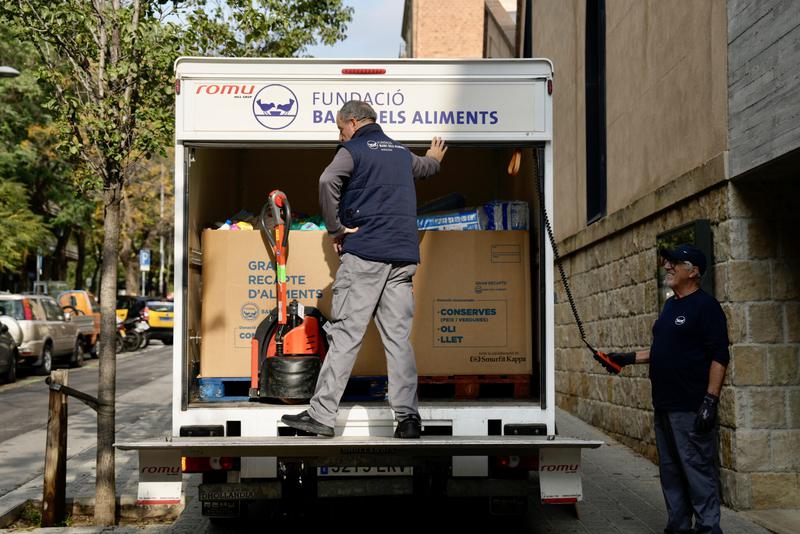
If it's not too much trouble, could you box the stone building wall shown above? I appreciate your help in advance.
[716,178,800,509]
[554,178,800,509]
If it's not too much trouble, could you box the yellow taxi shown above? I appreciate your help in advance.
[144,300,174,345]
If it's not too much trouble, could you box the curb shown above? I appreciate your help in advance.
[0,495,184,529]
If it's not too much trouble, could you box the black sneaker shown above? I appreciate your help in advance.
[394,414,421,439]
[281,410,335,437]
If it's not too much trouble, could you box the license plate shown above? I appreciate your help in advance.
[317,466,413,477]
[202,500,240,518]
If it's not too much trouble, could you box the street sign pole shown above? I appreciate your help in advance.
[139,249,151,296]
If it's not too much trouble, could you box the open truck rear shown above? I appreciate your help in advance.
[117,58,600,520]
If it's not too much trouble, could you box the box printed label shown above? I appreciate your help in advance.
[235,326,257,348]
[433,299,507,347]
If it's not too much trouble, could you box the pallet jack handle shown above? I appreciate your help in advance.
[260,190,292,250]
[259,190,292,326]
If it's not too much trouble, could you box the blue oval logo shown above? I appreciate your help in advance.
[252,84,298,130]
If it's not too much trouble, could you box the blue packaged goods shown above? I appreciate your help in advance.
[416,208,485,230]
[483,200,529,230]
[416,201,529,231]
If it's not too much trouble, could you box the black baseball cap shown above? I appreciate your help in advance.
[660,244,707,275]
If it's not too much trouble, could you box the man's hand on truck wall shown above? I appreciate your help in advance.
[426,137,448,162]
[333,227,358,254]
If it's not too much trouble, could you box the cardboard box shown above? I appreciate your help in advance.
[199,229,532,378]
[412,230,532,375]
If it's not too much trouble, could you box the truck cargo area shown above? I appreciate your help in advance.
[182,143,547,412]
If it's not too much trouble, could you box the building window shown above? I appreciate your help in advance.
[585,0,606,224]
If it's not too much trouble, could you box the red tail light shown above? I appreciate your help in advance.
[341,68,386,75]
[181,456,239,473]
[495,455,538,471]
[22,299,32,320]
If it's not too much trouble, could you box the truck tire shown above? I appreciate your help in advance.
[163,336,173,346]
[36,344,53,376]
[71,338,85,368]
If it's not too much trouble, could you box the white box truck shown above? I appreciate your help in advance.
[118,58,600,520]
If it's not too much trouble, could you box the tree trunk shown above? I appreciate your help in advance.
[91,242,102,296]
[95,182,122,526]
[125,253,139,295]
[74,231,86,290]
[45,227,71,281]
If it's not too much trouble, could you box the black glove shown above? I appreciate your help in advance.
[694,393,719,433]
[593,351,636,374]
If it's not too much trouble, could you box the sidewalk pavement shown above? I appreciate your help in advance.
[1,406,793,533]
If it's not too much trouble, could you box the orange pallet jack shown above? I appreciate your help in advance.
[249,190,328,402]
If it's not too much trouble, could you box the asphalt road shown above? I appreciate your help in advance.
[0,343,171,442]
[0,343,172,497]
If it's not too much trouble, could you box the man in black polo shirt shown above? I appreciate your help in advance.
[596,244,729,534]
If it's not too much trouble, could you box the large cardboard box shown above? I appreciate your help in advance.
[199,229,531,377]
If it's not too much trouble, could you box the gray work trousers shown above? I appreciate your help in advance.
[308,253,418,428]
[654,410,723,534]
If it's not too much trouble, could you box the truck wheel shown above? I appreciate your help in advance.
[163,336,173,346]
[36,344,53,376]
[71,338,85,368]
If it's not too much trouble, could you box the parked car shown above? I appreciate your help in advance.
[58,290,101,357]
[0,318,17,383]
[145,300,173,345]
[0,294,95,374]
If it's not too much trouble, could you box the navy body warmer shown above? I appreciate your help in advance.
[338,123,419,263]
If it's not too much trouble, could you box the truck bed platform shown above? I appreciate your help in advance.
[117,435,602,459]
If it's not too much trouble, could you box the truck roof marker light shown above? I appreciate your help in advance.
[341,68,386,75]
[547,79,553,95]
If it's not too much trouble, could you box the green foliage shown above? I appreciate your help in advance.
[181,0,353,57]
[0,180,49,272]
[0,0,353,192]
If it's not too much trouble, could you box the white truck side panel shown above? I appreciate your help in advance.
[174,58,551,143]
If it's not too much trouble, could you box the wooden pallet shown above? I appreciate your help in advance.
[418,374,530,399]
[342,375,389,401]
[195,376,389,403]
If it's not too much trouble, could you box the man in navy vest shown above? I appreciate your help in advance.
[282,100,447,438]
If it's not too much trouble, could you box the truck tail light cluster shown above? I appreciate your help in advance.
[181,456,239,473]
[497,455,538,470]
